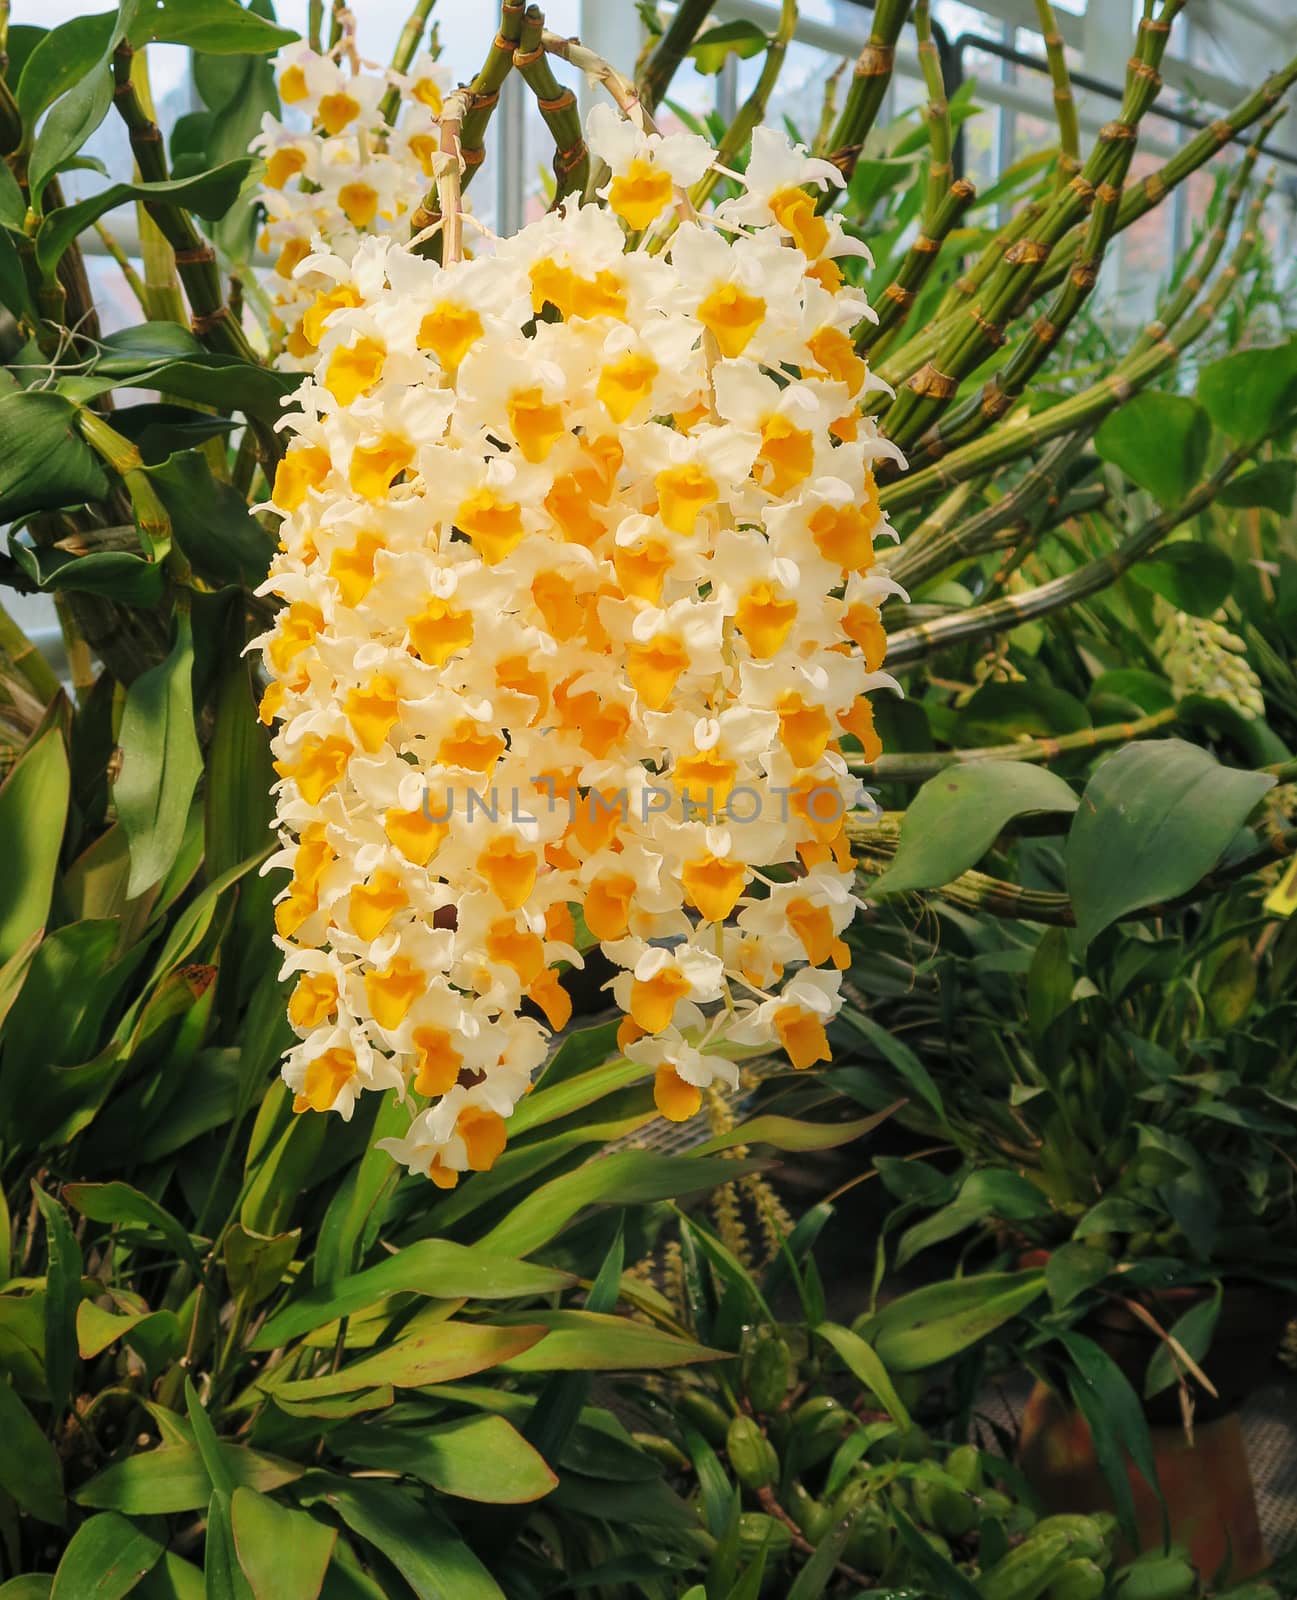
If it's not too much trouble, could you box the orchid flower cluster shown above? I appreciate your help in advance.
[253,42,453,364]
[255,83,904,1186]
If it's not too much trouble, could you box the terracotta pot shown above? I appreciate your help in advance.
[1018,1382,1268,1577]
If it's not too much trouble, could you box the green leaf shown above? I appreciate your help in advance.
[297,1475,506,1600]
[0,1581,54,1600]
[1065,739,1274,946]
[491,1310,726,1372]
[1197,336,1297,443]
[65,1181,202,1273]
[692,1106,895,1157]
[0,725,69,963]
[1086,669,1175,720]
[817,1322,910,1427]
[1130,542,1234,617]
[16,13,114,129]
[12,544,166,609]
[480,1150,761,1257]
[50,1511,165,1600]
[0,391,110,520]
[1143,1286,1220,1399]
[33,1184,82,1416]
[859,1270,1046,1373]
[895,1169,1050,1266]
[870,761,1079,895]
[331,1413,558,1504]
[254,1239,571,1349]
[230,1488,336,1600]
[0,1378,65,1525]
[264,1322,549,1402]
[143,450,274,587]
[28,57,114,206]
[77,1444,301,1515]
[1028,925,1073,1043]
[1217,459,1297,515]
[953,681,1092,744]
[76,1301,181,1364]
[132,1554,205,1600]
[223,1225,300,1308]
[837,1009,944,1120]
[205,664,276,882]
[35,159,258,277]
[1095,392,1210,505]
[1058,1329,1163,1545]
[688,19,768,73]
[203,1488,253,1600]
[113,610,203,898]
[126,0,296,52]
[889,1508,982,1600]
[1045,1242,1113,1311]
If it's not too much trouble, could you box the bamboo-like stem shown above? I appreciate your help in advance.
[852,819,1296,924]
[110,45,255,367]
[93,222,150,313]
[691,0,798,210]
[861,178,975,354]
[1127,108,1278,359]
[514,5,588,202]
[638,0,718,115]
[53,594,95,705]
[308,0,324,53]
[820,0,912,193]
[848,706,1178,782]
[379,0,438,124]
[906,170,1127,466]
[812,58,848,157]
[0,602,61,707]
[411,7,524,251]
[461,4,524,187]
[873,201,1046,380]
[878,181,1265,518]
[1034,0,1080,186]
[914,1,952,229]
[877,55,1295,390]
[884,444,1253,666]
[860,3,975,356]
[881,0,1184,451]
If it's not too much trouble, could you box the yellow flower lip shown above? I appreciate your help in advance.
[654,1064,702,1122]
[457,489,525,563]
[408,597,474,667]
[413,1026,463,1097]
[288,971,338,1031]
[774,1006,832,1071]
[777,692,833,769]
[681,854,747,923]
[630,966,692,1033]
[418,302,483,369]
[810,500,875,572]
[297,1048,357,1113]
[365,955,425,1030]
[584,871,637,941]
[507,387,567,463]
[598,351,658,423]
[698,282,766,358]
[477,837,538,911]
[608,158,674,231]
[655,463,717,536]
[349,869,407,942]
[770,186,830,259]
[350,435,414,501]
[324,336,386,406]
[735,581,798,659]
[318,90,361,136]
[627,632,689,710]
[758,414,815,496]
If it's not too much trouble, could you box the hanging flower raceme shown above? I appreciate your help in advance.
[254,43,453,365]
[254,96,904,1186]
